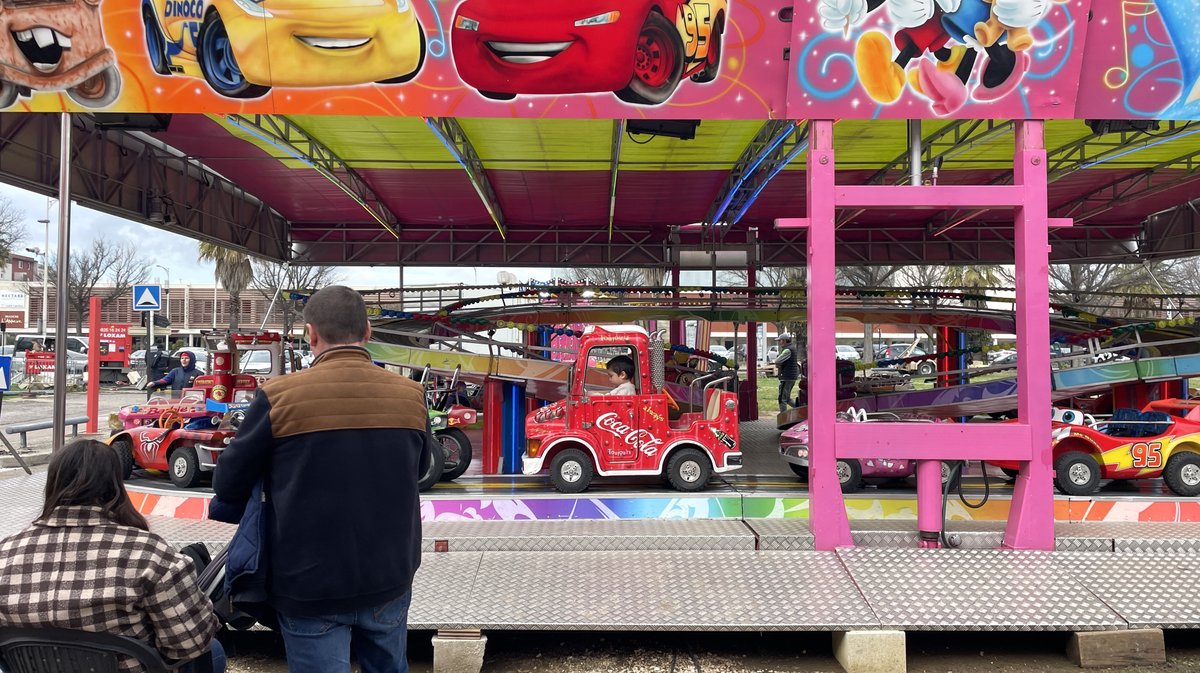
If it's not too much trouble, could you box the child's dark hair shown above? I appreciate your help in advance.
[606,355,635,380]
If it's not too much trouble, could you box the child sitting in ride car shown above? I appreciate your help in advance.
[604,356,637,396]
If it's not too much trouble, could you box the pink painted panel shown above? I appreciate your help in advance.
[1075,0,1199,119]
[786,1,1198,120]
[788,0,1094,119]
[835,422,1033,461]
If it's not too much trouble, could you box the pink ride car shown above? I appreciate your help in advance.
[779,408,960,493]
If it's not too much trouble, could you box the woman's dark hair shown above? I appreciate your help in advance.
[40,439,149,531]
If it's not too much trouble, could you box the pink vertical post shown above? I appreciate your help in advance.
[807,120,853,549]
[1004,120,1055,550]
[915,460,943,547]
[745,263,759,422]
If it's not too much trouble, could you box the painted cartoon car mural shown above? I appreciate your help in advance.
[450,0,728,105]
[141,0,427,98]
[0,0,121,109]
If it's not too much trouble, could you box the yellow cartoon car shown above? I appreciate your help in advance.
[141,0,426,98]
[0,0,122,109]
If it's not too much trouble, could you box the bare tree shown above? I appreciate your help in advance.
[1050,262,1177,318]
[198,242,254,329]
[0,197,24,264]
[50,239,149,332]
[251,261,344,336]
[837,265,903,359]
[562,267,668,286]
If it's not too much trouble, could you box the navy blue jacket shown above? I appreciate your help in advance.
[209,347,433,617]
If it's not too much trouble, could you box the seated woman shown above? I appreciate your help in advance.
[0,439,223,672]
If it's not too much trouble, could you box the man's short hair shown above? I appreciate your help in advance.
[606,355,635,379]
[304,286,369,345]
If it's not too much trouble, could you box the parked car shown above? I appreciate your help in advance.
[13,334,89,354]
[836,345,861,361]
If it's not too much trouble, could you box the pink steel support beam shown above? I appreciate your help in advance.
[916,459,943,548]
[1004,121,1056,550]
[802,119,852,549]
[836,185,1024,208]
[746,263,759,423]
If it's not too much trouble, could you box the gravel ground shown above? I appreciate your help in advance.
[220,630,1200,672]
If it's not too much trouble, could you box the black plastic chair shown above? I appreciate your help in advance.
[0,626,172,673]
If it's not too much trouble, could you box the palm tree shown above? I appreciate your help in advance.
[198,242,254,329]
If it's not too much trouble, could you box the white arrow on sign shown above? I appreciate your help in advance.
[136,287,159,309]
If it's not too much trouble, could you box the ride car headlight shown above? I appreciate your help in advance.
[575,11,620,26]
[233,0,272,18]
[455,15,480,31]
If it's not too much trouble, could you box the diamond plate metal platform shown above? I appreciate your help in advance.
[1062,553,1200,629]
[748,519,1116,552]
[409,552,484,630]
[422,519,755,552]
[837,548,1127,631]
[459,550,879,631]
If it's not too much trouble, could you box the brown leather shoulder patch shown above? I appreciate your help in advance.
[263,361,428,438]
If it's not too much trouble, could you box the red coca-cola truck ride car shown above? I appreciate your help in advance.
[523,325,742,493]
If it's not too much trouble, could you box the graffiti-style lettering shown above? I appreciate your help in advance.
[164,0,204,19]
[596,411,664,457]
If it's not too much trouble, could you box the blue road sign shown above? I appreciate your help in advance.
[0,356,11,391]
[133,284,162,312]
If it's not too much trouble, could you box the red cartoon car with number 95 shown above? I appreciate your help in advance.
[990,400,1200,497]
[450,0,728,105]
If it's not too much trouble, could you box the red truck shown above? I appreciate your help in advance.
[523,325,742,493]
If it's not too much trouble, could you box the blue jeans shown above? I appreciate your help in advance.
[180,639,225,673]
[277,591,411,673]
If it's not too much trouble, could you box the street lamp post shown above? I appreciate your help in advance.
[36,217,49,333]
[24,246,46,332]
[154,264,170,345]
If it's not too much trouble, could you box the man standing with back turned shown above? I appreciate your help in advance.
[211,285,432,672]
[776,333,801,413]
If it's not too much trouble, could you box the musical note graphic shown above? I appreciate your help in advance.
[1104,0,1159,89]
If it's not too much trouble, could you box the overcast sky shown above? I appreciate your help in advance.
[0,183,560,290]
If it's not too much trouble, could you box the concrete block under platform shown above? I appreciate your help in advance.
[1067,629,1165,668]
[432,631,487,673]
[833,630,905,673]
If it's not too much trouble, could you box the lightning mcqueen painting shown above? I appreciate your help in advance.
[450,0,728,105]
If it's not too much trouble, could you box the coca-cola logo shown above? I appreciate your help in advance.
[596,412,664,457]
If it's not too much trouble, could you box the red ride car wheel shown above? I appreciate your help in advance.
[616,13,685,105]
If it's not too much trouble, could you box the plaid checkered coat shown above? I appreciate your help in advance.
[0,506,218,671]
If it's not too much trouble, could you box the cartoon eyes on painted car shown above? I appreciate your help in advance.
[450,0,729,105]
[141,0,427,98]
[0,0,122,109]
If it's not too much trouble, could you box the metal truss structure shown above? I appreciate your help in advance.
[704,120,807,236]
[0,113,289,260]
[425,117,506,238]
[224,114,402,237]
[288,219,1139,268]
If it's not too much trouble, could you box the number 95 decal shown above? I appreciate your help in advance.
[1130,441,1164,469]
